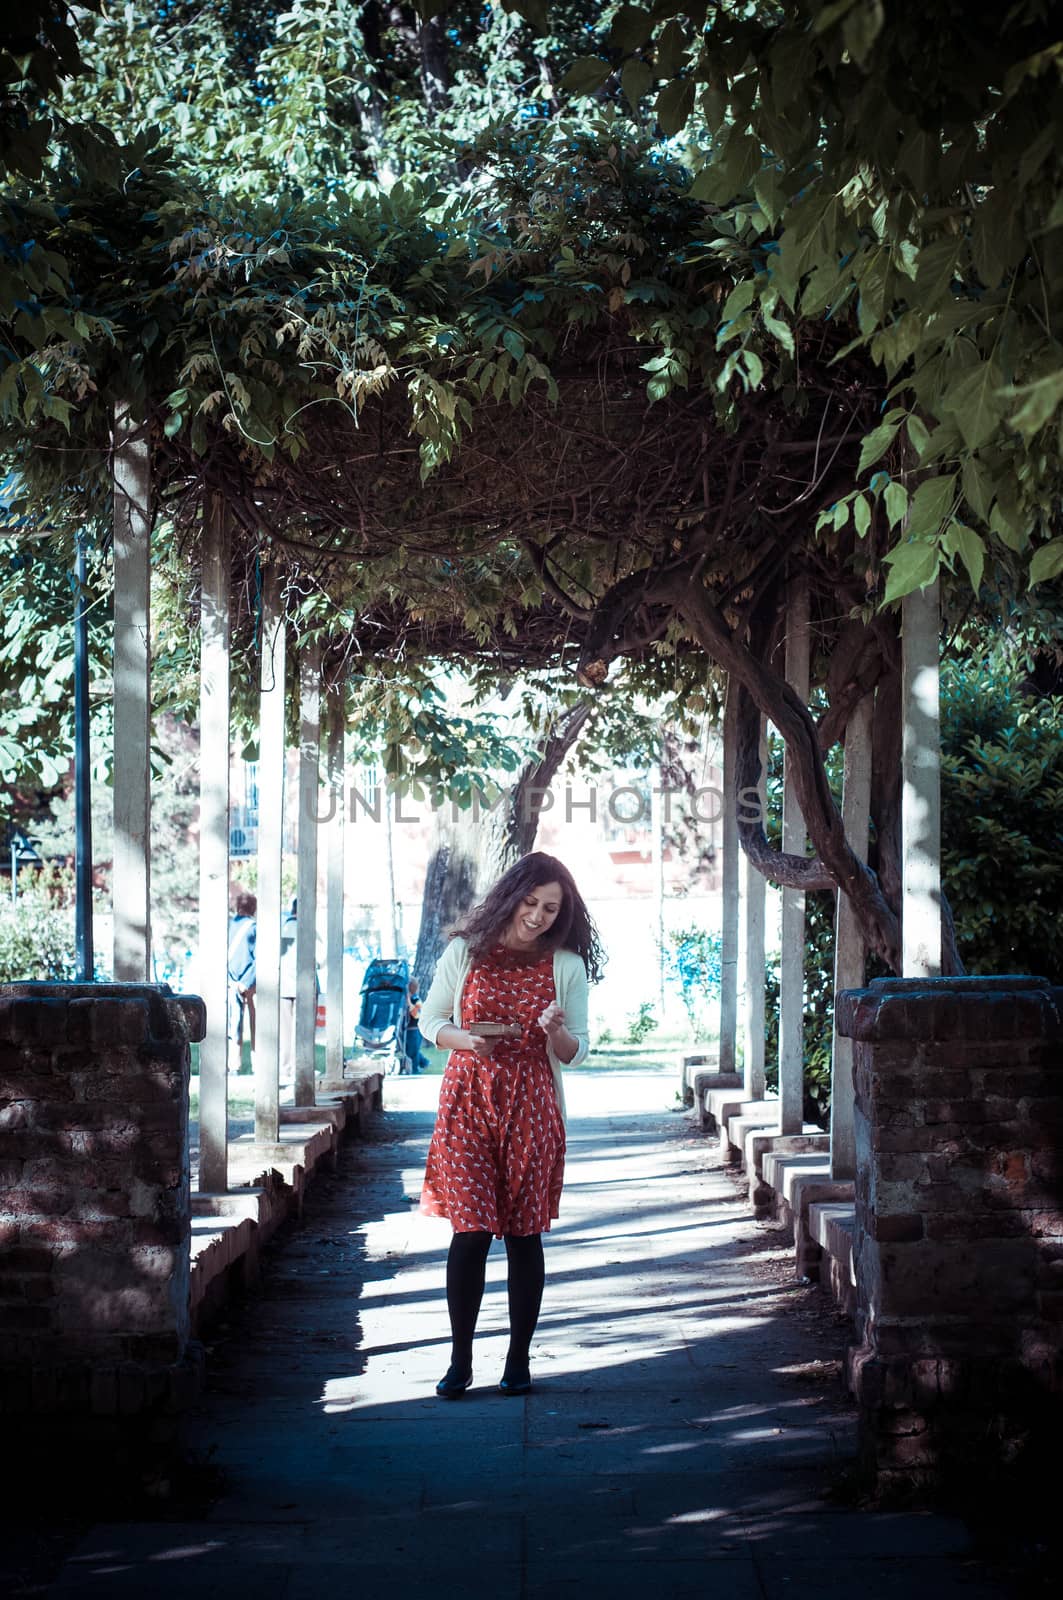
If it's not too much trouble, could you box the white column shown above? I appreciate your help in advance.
[112,403,152,980]
[779,577,809,1135]
[325,695,346,1081]
[719,685,739,1076]
[651,777,666,1015]
[743,717,767,1100]
[830,693,873,1180]
[294,645,322,1107]
[383,780,399,956]
[901,581,942,976]
[254,566,285,1144]
[197,497,231,1193]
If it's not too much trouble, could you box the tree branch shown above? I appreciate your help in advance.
[665,569,902,973]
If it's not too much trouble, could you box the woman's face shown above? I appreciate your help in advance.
[503,880,563,950]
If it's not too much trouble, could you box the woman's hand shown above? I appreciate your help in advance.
[433,1023,494,1056]
[538,1002,579,1063]
[537,1002,566,1037]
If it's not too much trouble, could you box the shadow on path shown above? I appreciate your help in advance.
[42,1072,1016,1599]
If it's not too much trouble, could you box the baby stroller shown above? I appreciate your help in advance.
[353,957,410,1074]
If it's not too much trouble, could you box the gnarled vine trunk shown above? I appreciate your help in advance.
[411,700,593,990]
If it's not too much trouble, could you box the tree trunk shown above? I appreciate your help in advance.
[665,570,905,973]
[659,568,972,977]
[411,808,480,995]
[412,700,593,988]
[418,15,449,118]
[355,3,397,184]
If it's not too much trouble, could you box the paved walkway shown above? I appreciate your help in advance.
[50,1070,1013,1597]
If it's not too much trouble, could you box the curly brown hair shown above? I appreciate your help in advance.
[452,852,604,982]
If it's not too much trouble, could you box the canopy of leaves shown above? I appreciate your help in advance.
[541,0,1063,602]
[2,0,1061,981]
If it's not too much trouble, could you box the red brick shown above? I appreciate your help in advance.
[1031,1149,1063,1183]
[1038,1291,1063,1323]
[22,1276,57,1303]
[0,1247,55,1272]
[870,1213,925,1243]
[994,1151,1029,1183]
[0,1304,51,1330]
[925,1212,1029,1241]
[0,1187,76,1220]
[0,1101,32,1133]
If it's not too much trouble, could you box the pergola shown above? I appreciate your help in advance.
[101,365,944,1197]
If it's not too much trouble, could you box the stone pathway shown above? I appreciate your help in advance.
[48,1070,1015,1597]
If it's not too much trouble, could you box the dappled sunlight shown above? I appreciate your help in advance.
[50,1079,996,1597]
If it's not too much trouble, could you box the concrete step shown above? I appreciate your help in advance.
[743,1127,826,1180]
[762,1150,832,1201]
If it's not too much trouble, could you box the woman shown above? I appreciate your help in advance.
[419,852,603,1399]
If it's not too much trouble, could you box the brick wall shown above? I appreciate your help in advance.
[836,975,1063,1489]
[0,982,205,1428]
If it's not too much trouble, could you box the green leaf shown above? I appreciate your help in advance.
[853,493,871,538]
[913,235,961,312]
[752,167,785,225]
[720,280,756,324]
[657,20,688,79]
[1029,538,1063,587]
[884,479,908,529]
[961,456,995,522]
[907,474,956,539]
[843,0,885,65]
[163,412,183,438]
[561,56,612,96]
[813,0,859,32]
[41,395,72,430]
[741,349,764,389]
[857,417,900,474]
[990,501,1027,553]
[506,0,548,26]
[760,298,794,355]
[501,327,525,361]
[907,413,930,457]
[621,58,654,111]
[609,4,653,52]
[1008,370,1063,436]
[943,521,985,593]
[971,189,1024,289]
[940,359,1006,451]
[656,79,695,138]
[883,540,940,604]
[800,264,848,318]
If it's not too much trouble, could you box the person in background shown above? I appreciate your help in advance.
[405,978,431,1073]
[227,891,257,1068]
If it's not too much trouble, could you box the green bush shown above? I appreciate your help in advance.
[940,661,1063,982]
[662,924,722,1040]
[625,1001,657,1044]
[762,887,842,1127]
[0,865,77,983]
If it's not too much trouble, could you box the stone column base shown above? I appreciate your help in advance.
[837,975,1063,1494]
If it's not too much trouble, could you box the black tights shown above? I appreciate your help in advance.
[445,1230,545,1380]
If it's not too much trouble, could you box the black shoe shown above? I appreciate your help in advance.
[436,1366,473,1399]
[498,1370,532,1396]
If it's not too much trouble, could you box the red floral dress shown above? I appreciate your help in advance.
[420,946,566,1238]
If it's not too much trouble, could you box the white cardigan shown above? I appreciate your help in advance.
[419,937,590,1124]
